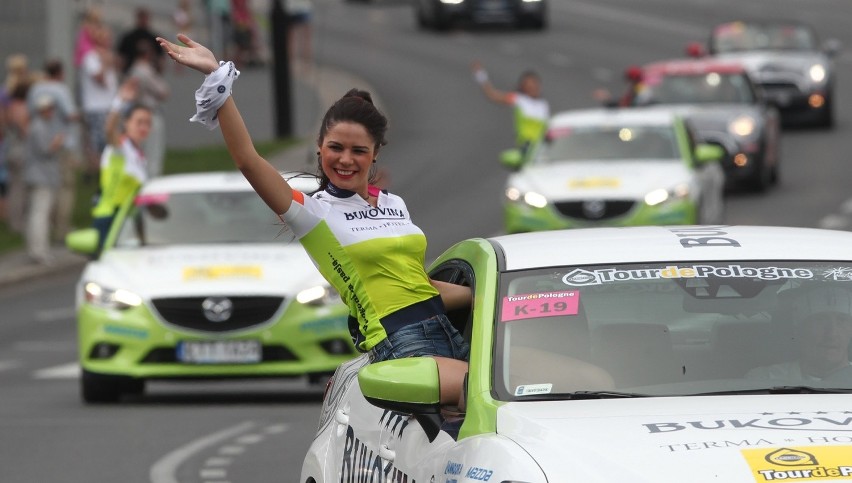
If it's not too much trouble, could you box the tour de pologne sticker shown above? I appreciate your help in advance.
[501,291,580,322]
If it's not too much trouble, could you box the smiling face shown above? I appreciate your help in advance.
[318,121,377,197]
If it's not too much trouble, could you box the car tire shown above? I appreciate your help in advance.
[819,96,835,129]
[749,160,772,192]
[81,370,144,403]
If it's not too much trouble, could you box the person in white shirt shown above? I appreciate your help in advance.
[747,285,852,381]
[80,24,118,178]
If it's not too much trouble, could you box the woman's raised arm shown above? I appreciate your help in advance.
[157,34,293,215]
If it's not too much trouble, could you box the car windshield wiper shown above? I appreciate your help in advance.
[564,390,650,400]
[697,386,852,396]
[514,390,649,401]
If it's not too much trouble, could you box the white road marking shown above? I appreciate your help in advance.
[235,433,264,445]
[218,446,246,455]
[199,469,227,479]
[0,360,21,373]
[819,214,849,230]
[33,362,79,379]
[264,424,290,434]
[16,341,74,352]
[203,457,232,467]
[33,306,76,323]
[150,422,255,483]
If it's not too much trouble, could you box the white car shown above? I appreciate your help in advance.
[302,225,852,482]
[501,107,726,233]
[66,171,355,403]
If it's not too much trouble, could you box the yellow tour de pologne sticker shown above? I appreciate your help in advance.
[742,446,852,481]
[568,177,621,189]
[183,265,263,281]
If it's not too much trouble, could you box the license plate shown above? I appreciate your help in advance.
[177,340,261,364]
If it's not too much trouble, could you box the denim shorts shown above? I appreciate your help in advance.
[369,314,470,362]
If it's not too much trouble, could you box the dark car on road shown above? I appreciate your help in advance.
[692,20,840,128]
[415,0,546,31]
[621,58,782,192]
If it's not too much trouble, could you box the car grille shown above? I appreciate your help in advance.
[554,200,635,221]
[151,296,284,332]
[760,82,802,94]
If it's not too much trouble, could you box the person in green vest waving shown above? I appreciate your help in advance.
[471,61,550,158]
[91,79,152,254]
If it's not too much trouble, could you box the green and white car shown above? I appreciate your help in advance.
[66,172,355,403]
[302,225,852,482]
[501,107,725,233]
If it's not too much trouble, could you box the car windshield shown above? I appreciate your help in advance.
[533,124,680,163]
[712,22,818,53]
[494,261,852,400]
[636,72,756,105]
[114,190,288,247]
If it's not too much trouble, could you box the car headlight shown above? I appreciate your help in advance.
[645,183,690,206]
[439,0,464,4]
[297,285,340,306]
[809,64,827,83]
[506,187,548,208]
[83,282,142,310]
[728,115,756,137]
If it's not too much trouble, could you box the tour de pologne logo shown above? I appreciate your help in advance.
[562,269,600,286]
[766,448,818,467]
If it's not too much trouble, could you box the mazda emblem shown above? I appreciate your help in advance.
[583,199,606,219]
[202,297,233,322]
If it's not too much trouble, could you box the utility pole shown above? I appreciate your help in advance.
[270,0,293,138]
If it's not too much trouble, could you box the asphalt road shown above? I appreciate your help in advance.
[3,0,852,481]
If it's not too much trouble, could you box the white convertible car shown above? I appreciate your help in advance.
[302,225,852,482]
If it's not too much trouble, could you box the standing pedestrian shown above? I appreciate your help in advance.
[285,0,313,65]
[80,24,119,181]
[25,95,65,265]
[117,8,165,75]
[126,41,169,178]
[471,61,550,158]
[2,66,32,234]
[27,59,82,241]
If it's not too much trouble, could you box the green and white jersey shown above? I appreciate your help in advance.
[281,184,440,351]
[509,92,550,148]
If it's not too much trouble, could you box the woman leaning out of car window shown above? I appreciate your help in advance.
[156,33,471,406]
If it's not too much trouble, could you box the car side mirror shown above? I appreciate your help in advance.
[65,228,100,256]
[694,143,725,164]
[358,357,443,442]
[359,357,441,412]
[500,148,525,170]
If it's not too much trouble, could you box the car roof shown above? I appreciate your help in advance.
[490,226,852,271]
[548,107,678,128]
[642,58,747,76]
[139,171,320,194]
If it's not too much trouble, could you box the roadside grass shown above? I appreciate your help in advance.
[0,138,298,255]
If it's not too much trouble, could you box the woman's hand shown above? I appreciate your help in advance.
[156,34,219,75]
[117,77,138,102]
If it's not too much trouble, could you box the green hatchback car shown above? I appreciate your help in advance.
[500,107,725,233]
[66,172,356,403]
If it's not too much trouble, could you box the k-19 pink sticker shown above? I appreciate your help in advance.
[501,291,580,322]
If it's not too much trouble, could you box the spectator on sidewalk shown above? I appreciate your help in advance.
[25,95,65,265]
[117,7,165,75]
[126,41,169,178]
[285,0,314,65]
[27,59,82,242]
[3,76,32,234]
[80,24,119,182]
[205,0,233,60]
[74,5,104,69]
